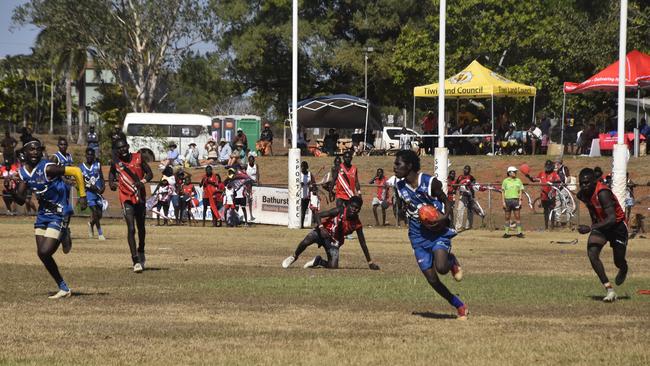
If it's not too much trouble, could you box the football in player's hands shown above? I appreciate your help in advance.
[577,225,591,234]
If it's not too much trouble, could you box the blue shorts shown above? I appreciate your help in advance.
[413,238,452,271]
[87,192,103,207]
[34,213,65,231]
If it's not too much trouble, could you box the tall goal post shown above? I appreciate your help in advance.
[288,0,301,229]
[433,0,449,191]
[611,0,628,204]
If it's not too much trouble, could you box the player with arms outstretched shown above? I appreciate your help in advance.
[576,168,629,302]
[392,150,467,320]
[108,139,153,273]
[12,138,87,298]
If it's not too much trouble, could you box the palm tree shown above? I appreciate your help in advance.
[35,29,88,143]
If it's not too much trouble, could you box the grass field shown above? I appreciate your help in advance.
[1,217,649,365]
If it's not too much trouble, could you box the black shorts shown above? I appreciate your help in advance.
[591,221,628,248]
[234,197,246,206]
[504,198,520,211]
[202,198,210,206]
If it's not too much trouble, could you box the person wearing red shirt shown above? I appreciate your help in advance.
[369,168,389,226]
[199,166,223,227]
[180,176,198,225]
[421,111,436,155]
[281,197,380,270]
[525,160,561,230]
[454,165,480,231]
[1,160,21,215]
[335,151,361,210]
[576,168,629,302]
[108,139,153,273]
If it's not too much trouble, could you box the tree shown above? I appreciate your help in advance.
[14,0,214,114]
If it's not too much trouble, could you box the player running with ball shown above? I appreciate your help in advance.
[576,168,629,302]
[392,150,467,320]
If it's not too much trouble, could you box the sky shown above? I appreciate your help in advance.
[0,0,39,58]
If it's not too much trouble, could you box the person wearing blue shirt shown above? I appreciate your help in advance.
[13,138,87,299]
[218,138,232,165]
[80,148,106,240]
[393,150,468,320]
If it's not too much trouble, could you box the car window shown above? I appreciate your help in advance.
[171,125,203,138]
[127,123,170,137]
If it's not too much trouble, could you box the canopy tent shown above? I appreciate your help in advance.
[288,94,382,148]
[561,50,650,156]
[413,60,537,154]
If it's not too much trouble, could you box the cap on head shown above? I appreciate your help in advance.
[237,128,243,132]
[507,166,518,173]
[220,138,227,143]
[189,141,196,146]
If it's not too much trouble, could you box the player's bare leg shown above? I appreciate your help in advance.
[586,233,616,302]
[36,235,71,298]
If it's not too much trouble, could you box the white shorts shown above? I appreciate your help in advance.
[35,227,62,239]
[372,197,384,206]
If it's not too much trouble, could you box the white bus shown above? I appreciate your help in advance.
[123,113,213,162]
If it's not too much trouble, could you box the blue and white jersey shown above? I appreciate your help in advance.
[54,151,73,166]
[395,173,456,248]
[19,159,72,216]
[80,161,103,191]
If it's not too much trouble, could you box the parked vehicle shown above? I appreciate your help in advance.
[123,113,212,162]
[373,127,421,152]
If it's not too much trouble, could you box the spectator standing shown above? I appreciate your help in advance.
[335,151,361,210]
[179,176,198,225]
[110,124,127,163]
[299,161,315,228]
[454,165,478,231]
[184,142,200,168]
[421,111,436,155]
[87,125,100,156]
[525,160,561,230]
[258,122,274,156]
[398,127,413,151]
[199,166,221,226]
[447,170,457,228]
[624,173,636,221]
[540,115,551,154]
[501,166,525,238]
[1,131,17,165]
[564,115,577,154]
[527,123,542,155]
[369,168,389,226]
[245,155,258,221]
[386,174,404,227]
[217,138,232,165]
[323,128,339,156]
[19,127,33,146]
[1,160,20,215]
[223,181,237,226]
[153,177,174,226]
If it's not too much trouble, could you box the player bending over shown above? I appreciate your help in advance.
[392,150,468,320]
[576,168,629,302]
[80,148,106,240]
[282,196,380,270]
[12,138,87,299]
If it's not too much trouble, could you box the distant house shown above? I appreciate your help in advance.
[72,60,116,127]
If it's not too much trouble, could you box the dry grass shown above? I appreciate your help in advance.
[1,217,649,365]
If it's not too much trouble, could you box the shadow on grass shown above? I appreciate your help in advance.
[72,292,110,297]
[143,267,169,271]
[587,295,631,301]
[411,311,457,320]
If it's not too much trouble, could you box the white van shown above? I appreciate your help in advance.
[373,127,421,151]
[123,113,213,162]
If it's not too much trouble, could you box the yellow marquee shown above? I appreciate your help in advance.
[413,60,536,98]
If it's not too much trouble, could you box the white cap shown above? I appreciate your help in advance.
[507,166,518,173]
